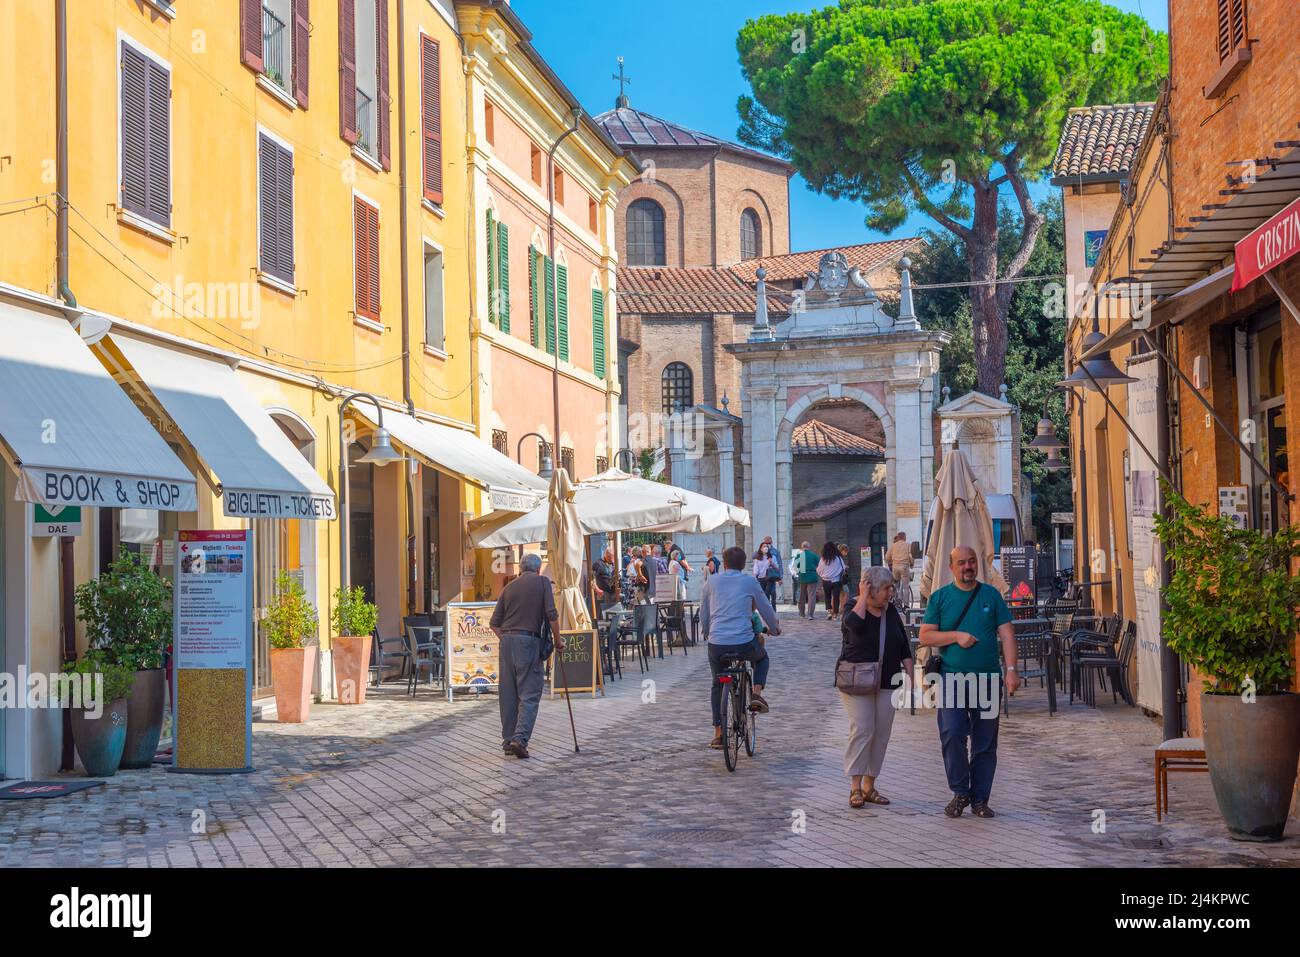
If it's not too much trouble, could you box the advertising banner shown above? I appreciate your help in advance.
[445,602,499,701]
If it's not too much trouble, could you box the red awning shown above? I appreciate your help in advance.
[1232,195,1300,291]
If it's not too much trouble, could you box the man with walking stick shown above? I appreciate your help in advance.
[490,554,563,759]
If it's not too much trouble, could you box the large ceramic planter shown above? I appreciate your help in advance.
[1202,692,1300,842]
[121,668,166,769]
[70,698,128,777]
[270,646,317,723]
[332,634,373,705]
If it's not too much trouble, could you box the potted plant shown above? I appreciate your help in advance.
[1155,487,1300,841]
[75,547,173,770]
[57,651,135,777]
[264,571,319,723]
[330,585,378,705]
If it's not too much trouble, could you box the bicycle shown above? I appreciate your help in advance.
[715,655,758,771]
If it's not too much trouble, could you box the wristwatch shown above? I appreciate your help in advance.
[1005,665,1018,672]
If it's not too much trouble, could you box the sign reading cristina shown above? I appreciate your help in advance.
[223,488,337,520]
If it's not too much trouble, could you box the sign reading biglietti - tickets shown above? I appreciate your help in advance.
[31,469,197,511]
[223,489,337,520]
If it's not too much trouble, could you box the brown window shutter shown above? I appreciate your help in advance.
[368,203,381,316]
[421,35,443,205]
[144,57,171,227]
[1217,0,1249,62]
[240,0,264,72]
[354,198,371,318]
[292,0,310,108]
[120,43,150,218]
[338,0,357,143]
[376,0,391,170]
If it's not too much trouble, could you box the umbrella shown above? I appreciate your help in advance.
[586,467,750,533]
[546,468,591,633]
[919,448,1007,599]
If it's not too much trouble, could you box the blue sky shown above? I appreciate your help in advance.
[512,0,1168,250]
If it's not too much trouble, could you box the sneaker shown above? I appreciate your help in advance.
[970,802,995,818]
[507,741,530,759]
[944,794,970,818]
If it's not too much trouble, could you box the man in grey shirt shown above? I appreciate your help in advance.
[490,554,561,759]
[702,545,781,749]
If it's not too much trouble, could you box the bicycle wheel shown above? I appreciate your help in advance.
[743,674,758,756]
[733,678,749,759]
[719,678,737,772]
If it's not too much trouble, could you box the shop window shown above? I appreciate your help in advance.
[1245,309,1288,532]
[424,242,444,351]
[422,464,441,612]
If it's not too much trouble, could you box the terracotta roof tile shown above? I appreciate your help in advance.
[792,419,885,457]
[1051,103,1155,182]
[794,485,886,523]
[617,265,792,316]
[732,238,923,284]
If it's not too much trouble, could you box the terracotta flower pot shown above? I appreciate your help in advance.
[121,668,166,769]
[1202,692,1300,842]
[70,698,128,777]
[332,634,373,705]
[270,646,317,723]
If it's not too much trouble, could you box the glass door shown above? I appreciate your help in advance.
[1247,313,1288,531]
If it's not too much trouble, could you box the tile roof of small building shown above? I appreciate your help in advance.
[617,265,792,316]
[794,485,886,523]
[594,106,792,170]
[732,238,923,284]
[792,419,885,457]
[1051,103,1155,183]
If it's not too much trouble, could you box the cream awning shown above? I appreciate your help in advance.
[354,406,548,510]
[1081,266,1235,360]
[113,335,336,520]
[0,302,196,511]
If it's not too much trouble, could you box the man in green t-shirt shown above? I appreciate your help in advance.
[793,541,820,618]
[920,545,1018,819]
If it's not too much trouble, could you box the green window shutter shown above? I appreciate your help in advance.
[485,210,496,325]
[592,289,606,379]
[544,256,556,356]
[556,264,569,362]
[528,248,541,348]
[497,222,510,333]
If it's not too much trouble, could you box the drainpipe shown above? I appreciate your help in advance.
[546,108,582,460]
[56,0,77,772]
[395,0,417,613]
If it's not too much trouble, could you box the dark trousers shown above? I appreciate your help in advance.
[708,639,770,728]
[498,632,544,747]
[760,578,778,606]
[821,579,843,614]
[937,697,1000,803]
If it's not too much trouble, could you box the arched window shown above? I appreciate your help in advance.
[661,362,693,414]
[740,207,762,260]
[869,523,888,566]
[627,199,665,266]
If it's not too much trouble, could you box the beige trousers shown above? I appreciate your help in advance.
[839,689,898,778]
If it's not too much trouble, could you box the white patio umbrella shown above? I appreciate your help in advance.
[919,447,1007,599]
[547,468,590,633]
[586,467,750,533]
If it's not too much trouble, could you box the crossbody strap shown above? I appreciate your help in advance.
[934,585,982,663]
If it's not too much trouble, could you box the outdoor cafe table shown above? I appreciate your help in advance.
[1012,617,1058,715]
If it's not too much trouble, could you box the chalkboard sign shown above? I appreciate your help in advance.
[551,629,602,698]
[1001,545,1037,603]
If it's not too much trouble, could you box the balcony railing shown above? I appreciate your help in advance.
[262,5,290,91]
[356,89,375,155]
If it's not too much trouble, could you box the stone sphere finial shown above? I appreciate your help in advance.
[900,255,912,270]
[756,267,767,281]
[999,383,1009,400]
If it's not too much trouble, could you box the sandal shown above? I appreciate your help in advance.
[863,789,891,805]
[709,737,725,750]
[849,789,867,809]
[970,802,996,818]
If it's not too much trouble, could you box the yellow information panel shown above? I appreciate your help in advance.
[444,602,498,702]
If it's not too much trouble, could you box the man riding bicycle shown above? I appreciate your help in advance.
[701,545,781,750]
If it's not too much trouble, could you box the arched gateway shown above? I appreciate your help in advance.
[725,253,948,599]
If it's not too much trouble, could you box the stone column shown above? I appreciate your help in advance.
[890,381,925,546]
[747,383,780,568]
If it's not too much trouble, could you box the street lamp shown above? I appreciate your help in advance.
[1057,279,1139,391]
[338,392,402,591]
[517,432,554,481]
[1027,397,1066,452]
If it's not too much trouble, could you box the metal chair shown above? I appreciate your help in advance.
[658,602,688,656]
[1075,620,1136,707]
[600,610,627,681]
[369,627,409,687]
[403,624,444,696]
[634,602,661,661]
[1066,614,1120,704]
[615,607,649,674]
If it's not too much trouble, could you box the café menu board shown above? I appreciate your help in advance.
[445,602,499,702]
[174,530,251,669]
[1001,544,1037,604]
[551,629,601,698]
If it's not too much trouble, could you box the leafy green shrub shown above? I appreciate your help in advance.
[57,650,135,706]
[264,572,318,650]
[75,547,172,670]
[330,585,378,638]
[1155,486,1300,696]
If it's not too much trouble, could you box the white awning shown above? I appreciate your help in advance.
[0,301,196,511]
[113,335,336,520]
[585,468,750,533]
[354,407,548,509]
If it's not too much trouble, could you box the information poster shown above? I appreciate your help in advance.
[1127,358,1163,714]
[1001,545,1037,603]
[445,602,498,702]
[172,530,253,772]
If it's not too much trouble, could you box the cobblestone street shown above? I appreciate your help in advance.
[3,611,1299,868]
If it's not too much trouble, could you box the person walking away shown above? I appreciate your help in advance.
[887,532,913,588]
[752,543,776,607]
[794,540,820,619]
[838,567,913,808]
[640,544,658,603]
[591,546,616,617]
[818,541,846,620]
[838,543,855,602]
[703,545,781,749]
[489,554,563,759]
[918,545,1019,818]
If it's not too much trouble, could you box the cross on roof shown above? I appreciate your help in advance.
[613,56,631,109]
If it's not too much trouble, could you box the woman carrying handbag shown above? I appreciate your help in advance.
[835,566,914,808]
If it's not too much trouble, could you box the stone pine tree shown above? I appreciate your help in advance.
[736,0,1166,395]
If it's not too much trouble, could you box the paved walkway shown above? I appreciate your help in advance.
[2,611,1299,867]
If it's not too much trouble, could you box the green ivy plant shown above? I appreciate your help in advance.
[74,547,173,671]
[1154,485,1300,696]
[264,572,319,650]
[330,585,378,638]
[57,650,136,707]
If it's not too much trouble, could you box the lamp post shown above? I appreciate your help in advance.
[517,432,554,481]
[546,107,583,461]
[338,393,403,593]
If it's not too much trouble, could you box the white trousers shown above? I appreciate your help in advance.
[839,689,897,778]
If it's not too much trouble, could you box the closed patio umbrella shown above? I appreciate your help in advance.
[920,448,1007,599]
[547,468,592,633]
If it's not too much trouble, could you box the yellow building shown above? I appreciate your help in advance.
[0,0,551,777]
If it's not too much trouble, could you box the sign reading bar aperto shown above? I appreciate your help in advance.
[29,468,197,512]
[1232,195,1300,292]
[223,489,337,521]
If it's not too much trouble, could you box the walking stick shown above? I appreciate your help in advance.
[553,626,580,753]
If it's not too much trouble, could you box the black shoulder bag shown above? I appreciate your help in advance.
[923,585,982,676]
